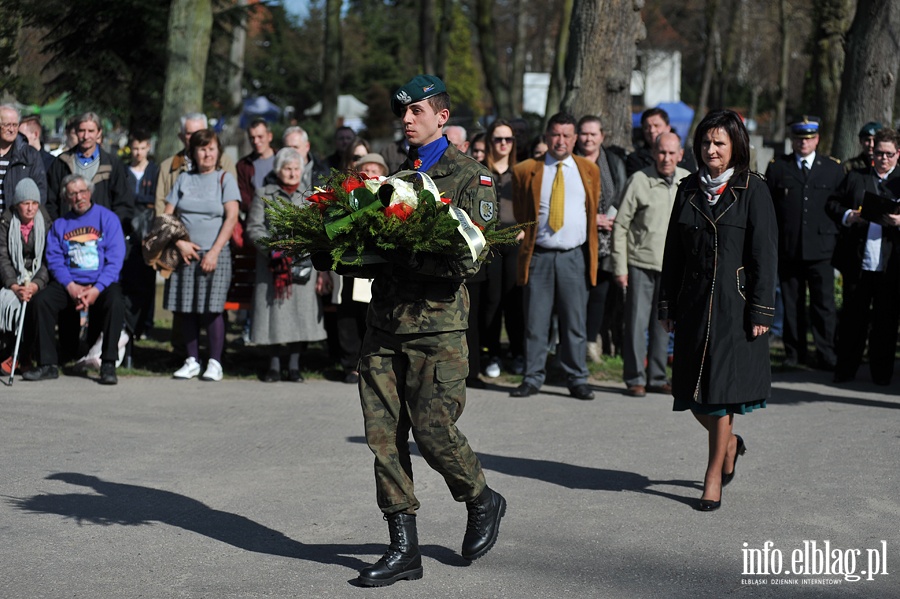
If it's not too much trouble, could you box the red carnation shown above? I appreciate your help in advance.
[342,176,366,193]
[307,189,336,204]
[384,203,414,221]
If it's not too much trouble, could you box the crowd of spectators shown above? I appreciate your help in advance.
[2,100,897,390]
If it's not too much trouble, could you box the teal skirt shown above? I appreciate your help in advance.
[673,396,767,416]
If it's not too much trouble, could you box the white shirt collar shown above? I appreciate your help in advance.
[795,151,816,169]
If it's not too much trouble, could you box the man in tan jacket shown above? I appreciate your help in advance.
[510,112,600,400]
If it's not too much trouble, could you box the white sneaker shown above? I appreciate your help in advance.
[173,357,201,379]
[484,357,501,378]
[201,358,223,381]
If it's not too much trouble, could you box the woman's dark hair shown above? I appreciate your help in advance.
[188,129,222,172]
[692,109,750,176]
[485,119,517,173]
[340,136,371,172]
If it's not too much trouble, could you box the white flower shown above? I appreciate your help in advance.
[388,177,418,208]
[364,178,383,195]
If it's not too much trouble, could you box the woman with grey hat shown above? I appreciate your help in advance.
[0,178,51,374]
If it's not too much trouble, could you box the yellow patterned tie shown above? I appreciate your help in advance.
[548,162,565,232]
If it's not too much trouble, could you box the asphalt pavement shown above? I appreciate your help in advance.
[1,366,898,598]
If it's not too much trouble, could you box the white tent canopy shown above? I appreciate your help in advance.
[304,94,368,119]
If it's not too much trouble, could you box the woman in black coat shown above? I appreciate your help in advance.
[658,110,777,511]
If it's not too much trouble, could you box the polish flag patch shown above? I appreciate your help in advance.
[479,175,493,186]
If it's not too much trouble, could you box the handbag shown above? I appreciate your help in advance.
[291,255,313,284]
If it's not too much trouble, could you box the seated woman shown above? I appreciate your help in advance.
[246,148,329,382]
[0,179,50,374]
[164,129,240,381]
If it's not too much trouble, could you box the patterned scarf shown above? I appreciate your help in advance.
[698,166,734,206]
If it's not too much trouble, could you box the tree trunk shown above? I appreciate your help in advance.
[773,0,790,143]
[474,0,512,116]
[810,0,853,155]
[716,0,741,108]
[560,0,643,150]
[221,0,248,152]
[688,0,719,145]
[509,0,527,116]
[435,0,453,80]
[321,0,342,132]
[545,0,574,126]
[420,0,435,74]
[158,0,213,159]
[832,0,900,161]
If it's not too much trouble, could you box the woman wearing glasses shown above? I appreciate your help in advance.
[479,119,524,378]
[826,127,900,385]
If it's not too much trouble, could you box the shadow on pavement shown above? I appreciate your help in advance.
[347,436,700,507]
[7,473,465,570]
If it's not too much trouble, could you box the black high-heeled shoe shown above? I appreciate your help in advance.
[721,434,746,487]
[695,497,721,511]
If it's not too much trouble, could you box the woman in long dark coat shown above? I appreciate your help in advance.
[658,109,777,511]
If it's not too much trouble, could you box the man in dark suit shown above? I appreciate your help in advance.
[510,112,599,400]
[765,117,843,369]
[825,127,900,384]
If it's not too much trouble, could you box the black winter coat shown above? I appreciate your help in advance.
[1,135,47,206]
[765,153,843,262]
[659,172,777,404]
[825,167,900,279]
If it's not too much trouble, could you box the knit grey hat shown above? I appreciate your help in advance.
[13,178,40,206]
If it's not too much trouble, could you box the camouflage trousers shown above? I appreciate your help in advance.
[359,326,487,515]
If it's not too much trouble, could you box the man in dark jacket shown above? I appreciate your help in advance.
[47,112,134,230]
[626,107,695,177]
[765,117,843,370]
[0,104,47,209]
[825,128,900,384]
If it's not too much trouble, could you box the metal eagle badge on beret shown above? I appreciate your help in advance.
[479,200,495,222]
[396,90,412,105]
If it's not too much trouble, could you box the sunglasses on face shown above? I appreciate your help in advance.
[492,137,514,145]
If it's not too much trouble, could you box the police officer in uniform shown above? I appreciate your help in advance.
[355,75,505,587]
[765,117,843,369]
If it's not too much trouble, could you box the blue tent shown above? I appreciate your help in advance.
[632,101,695,140]
[240,96,281,129]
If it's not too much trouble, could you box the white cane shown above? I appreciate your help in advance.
[8,275,31,386]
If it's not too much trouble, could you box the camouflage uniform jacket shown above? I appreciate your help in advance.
[367,141,498,335]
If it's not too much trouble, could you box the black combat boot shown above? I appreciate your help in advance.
[461,487,507,560]
[357,513,423,587]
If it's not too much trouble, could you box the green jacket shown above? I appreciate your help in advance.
[611,165,689,276]
[367,141,498,335]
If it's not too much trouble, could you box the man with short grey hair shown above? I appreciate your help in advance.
[25,174,126,385]
[445,125,469,154]
[612,132,689,397]
[0,104,47,209]
[47,112,133,227]
[282,125,328,189]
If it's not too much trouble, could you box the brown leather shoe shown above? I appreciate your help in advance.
[646,383,673,394]
[625,385,646,397]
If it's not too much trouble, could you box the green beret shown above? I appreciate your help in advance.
[391,75,446,117]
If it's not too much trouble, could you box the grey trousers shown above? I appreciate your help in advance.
[522,247,590,388]
[622,266,669,387]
